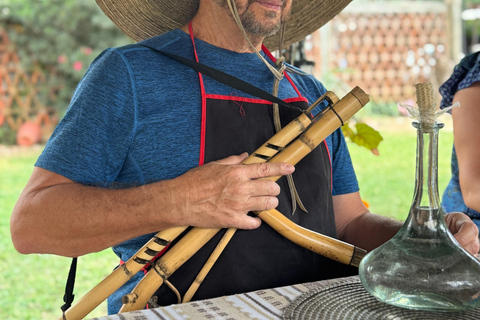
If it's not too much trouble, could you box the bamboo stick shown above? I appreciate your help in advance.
[59,88,369,319]
[256,208,366,266]
[60,227,187,320]
[119,87,368,312]
[179,92,342,302]
[117,92,342,311]
[182,227,237,303]
[60,93,336,320]
[163,92,342,303]
[119,227,221,312]
[264,87,370,181]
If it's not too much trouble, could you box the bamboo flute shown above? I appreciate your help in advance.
[60,92,338,320]
[119,87,368,312]
[181,94,341,302]
[120,227,222,312]
[256,208,365,266]
[59,227,187,320]
[182,227,237,303]
[264,86,370,180]
[60,88,369,319]
[181,88,367,302]
[117,93,338,311]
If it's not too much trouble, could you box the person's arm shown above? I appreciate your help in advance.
[451,81,480,212]
[10,153,294,258]
[333,192,479,255]
[333,192,402,251]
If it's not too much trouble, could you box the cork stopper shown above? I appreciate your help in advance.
[415,83,436,125]
[399,83,458,124]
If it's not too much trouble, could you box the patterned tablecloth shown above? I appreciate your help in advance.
[88,276,355,320]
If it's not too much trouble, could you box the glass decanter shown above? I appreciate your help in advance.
[359,83,480,311]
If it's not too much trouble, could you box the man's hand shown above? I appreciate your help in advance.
[170,153,295,230]
[445,212,480,256]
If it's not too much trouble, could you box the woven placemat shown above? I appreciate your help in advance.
[283,277,480,320]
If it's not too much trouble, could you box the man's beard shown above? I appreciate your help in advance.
[216,0,288,37]
[240,4,282,36]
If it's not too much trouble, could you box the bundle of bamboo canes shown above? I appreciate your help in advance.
[60,87,369,320]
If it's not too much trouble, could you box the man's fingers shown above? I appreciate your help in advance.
[241,180,280,197]
[235,216,262,230]
[215,152,249,165]
[245,196,279,212]
[245,162,295,179]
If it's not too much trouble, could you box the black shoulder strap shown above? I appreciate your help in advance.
[139,44,305,115]
[61,257,77,319]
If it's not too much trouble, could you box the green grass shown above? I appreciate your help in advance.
[0,117,455,319]
[347,116,454,221]
[0,148,117,320]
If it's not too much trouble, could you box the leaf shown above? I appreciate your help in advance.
[349,124,382,151]
[341,122,354,139]
[342,122,383,155]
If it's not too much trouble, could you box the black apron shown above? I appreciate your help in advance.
[151,28,357,307]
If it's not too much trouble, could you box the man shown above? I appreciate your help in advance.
[11,0,479,315]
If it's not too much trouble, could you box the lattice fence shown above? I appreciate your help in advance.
[305,1,455,105]
[0,28,58,144]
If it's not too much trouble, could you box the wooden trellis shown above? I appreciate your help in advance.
[306,1,455,104]
[0,28,58,142]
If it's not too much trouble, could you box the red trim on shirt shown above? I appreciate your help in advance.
[118,244,170,273]
[323,141,333,191]
[262,45,303,98]
[205,93,308,104]
[189,25,309,167]
[118,244,170,309]
[189,22,207,166]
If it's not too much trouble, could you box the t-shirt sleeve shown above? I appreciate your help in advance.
[439,52,480,110]
[35,48,136,187]
[330,128,359,196]
[291,72,360,196]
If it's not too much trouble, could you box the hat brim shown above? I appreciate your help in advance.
[96,0,352,50]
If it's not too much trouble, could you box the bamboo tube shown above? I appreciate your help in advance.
[120,87,368,313]
[60,227,187,320]
[182,228,237,303]
[119,227,221,312]
[256,208,366,266]
[245,91,339,163]
[251,86,369,266]
[179,92,341,303]
[59,93,338,320]
[59,89,367,319]
[117,92,342,310]
[264,86,369,181]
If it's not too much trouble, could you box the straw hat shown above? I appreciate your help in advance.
[95,0,353,49]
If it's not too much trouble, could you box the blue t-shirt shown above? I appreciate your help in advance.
[439,51,480,228]
[36,29,359,313]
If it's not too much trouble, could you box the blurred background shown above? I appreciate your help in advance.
[0,0,478,319]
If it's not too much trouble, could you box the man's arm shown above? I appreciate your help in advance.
[333,192,401,251]
[10,153,294,258]
[333,192,479,254]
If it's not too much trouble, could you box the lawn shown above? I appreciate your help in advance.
[349,114,454,221]
[0,146,116,320]
[0,115,455,319]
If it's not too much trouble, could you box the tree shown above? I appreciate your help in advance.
[0,0,132,115]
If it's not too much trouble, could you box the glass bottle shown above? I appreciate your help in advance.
[359,85,480,311]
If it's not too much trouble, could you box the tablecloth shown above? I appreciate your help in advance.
[88,276,354,320]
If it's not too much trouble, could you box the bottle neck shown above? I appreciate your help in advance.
[410,121,444,222]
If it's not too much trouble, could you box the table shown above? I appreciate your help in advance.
[88,276,355,320]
